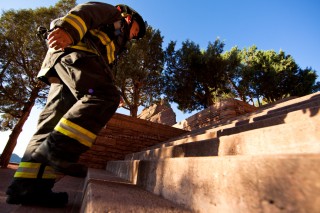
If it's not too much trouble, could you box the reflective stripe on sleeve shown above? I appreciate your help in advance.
[106,42,116,63]
[62,13,87,40]
[70,42,99,55]
[89,29,116,63]
[54,117,96,148]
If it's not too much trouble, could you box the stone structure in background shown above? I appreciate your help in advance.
[79,113,187,169]
[173,98,258,131]
[79,99,257,168]
[138,99,176,126]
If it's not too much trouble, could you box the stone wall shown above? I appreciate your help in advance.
[138,99,176,126]
[173,99,257,131]
[79,113,187,169]
[79,99,257,168]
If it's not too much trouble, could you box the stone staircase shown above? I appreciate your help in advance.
[101,92,320,212]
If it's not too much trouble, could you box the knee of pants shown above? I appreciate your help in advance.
[100,93,120,116]
[79,93,120,121]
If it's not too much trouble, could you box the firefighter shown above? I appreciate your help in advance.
[6,2,146,207]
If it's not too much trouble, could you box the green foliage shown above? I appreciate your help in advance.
[0,0,318,121]
[54,0,77,16]
[0,113,17,131]
[113,26,164,117]
[164,40,319,111]
[0,0,75,130]
[291,67,318,96]
[163,38,231,112]
[312,82,320,92]
[230,46,319,105]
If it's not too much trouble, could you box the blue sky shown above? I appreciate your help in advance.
[1,0,319,73]
[1,0,319,156]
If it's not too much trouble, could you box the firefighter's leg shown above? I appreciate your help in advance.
[32,52,120,177]
[6,79,76,207]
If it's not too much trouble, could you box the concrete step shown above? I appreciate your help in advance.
[183,92,319,135]
[225,91,320,127]
[256,91,320,113]
[105,93,320,212]
[126,139,219,161]
[107,154,320,213]
[144,92,320,151]
[125,104,320,161]
[80,168,191,213]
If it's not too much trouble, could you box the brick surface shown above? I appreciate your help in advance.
[79,113,187,169]
[174,98,257,131]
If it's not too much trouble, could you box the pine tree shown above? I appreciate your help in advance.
[114,26,164,117]
[0,0,76,168]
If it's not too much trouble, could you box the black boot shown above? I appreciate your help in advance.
[6,191,68,207]
[31,141,88,178]
[6,179,68,207]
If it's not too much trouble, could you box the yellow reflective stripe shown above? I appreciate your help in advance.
[63,13,87,39]
[14,172,37,178]
[90,30,116,63]
[42,166,59,179]
[54,118,96,147]
[60,118,96,139]
[14,162,40,178]
[54,126,93,147]
[14,162,57,179]
[19,162,41,168]
[90,29,111,45]
[69,42,99,55]
[106,42,115,63]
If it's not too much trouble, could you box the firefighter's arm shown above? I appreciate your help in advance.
[51,2,121,45]
[47,28,73,50]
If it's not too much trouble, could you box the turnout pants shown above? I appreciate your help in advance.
[7,51,120,198]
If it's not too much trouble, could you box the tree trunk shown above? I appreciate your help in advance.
[0,88,39,168]
[129,83,140,118]
[205,87,214,107]
[130,105,138,117]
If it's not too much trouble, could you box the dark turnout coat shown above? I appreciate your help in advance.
[38,2,129,84]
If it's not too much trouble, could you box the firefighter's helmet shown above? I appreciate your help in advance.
[116,4,146,39]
